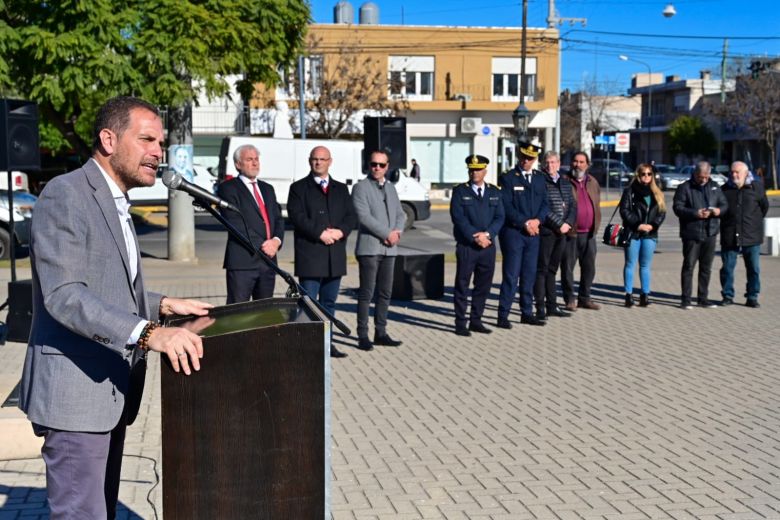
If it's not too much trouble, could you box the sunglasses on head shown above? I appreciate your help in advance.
[369,162,387,168]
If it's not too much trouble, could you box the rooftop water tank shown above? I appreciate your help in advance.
[333,1,354,24]
[359,2,379,25]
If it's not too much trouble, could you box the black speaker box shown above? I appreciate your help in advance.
[0,99,40,171]
[392,253,444,300]
[363,116,407,172]
[6,279,33,343]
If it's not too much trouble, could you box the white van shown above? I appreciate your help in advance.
[217,136,430,229]
[128,164,217,206]
[0,171,30,192]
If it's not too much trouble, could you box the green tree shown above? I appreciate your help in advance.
[0,0,310,159]
[668,115,716,160]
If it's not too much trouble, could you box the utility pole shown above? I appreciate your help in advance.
[167,103,197,262]
[547,0,586,153]
[717,38,729,165]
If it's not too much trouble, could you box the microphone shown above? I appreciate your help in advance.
[162,170,239,212]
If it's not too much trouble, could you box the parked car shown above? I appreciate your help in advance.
[0,190,36,219]
[128,164,217,206]
[588,159,632,187]
[0,197,31,259]
[678,165,727,187]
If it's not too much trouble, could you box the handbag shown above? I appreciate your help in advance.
[602,202,632,248]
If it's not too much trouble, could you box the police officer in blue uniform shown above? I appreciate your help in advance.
[450,155,505,336]
[497,141,549,327]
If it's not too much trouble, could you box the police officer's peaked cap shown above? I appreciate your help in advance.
[466,154,489,170]
[518,141,542,159]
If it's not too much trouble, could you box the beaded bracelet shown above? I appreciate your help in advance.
[137,321,160,351]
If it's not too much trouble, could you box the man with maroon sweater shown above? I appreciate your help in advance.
[560,151,602,311]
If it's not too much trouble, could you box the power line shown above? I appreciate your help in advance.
[568,29,780,41]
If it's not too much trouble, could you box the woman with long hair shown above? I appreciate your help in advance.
[619,163,666,307]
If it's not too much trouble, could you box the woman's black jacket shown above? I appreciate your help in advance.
[619,182,666,239]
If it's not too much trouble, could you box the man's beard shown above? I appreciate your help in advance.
[572,169,586,180]
[110,155,155,190]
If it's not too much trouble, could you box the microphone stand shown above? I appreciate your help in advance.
[196,200,352,336]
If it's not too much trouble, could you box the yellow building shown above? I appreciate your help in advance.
[252,21,560,186]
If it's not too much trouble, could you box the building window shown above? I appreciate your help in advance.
[388,56,434,101]
[277,56,323,100]
[491,57,537,102]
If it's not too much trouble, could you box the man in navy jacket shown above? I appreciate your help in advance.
[450,154,505,336]
[496,142,549,328]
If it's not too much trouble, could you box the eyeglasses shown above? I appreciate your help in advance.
[369,162,387,168]
[309,157,330,162]
[638,172,653,177]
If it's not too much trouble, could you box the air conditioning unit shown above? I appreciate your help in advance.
[460,117,481,134]
[453,93,472,102]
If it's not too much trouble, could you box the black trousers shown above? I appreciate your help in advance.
[534,232,567,312]
[454,243,496,327]
[226,260,277,304]
[560,232,597,304]
[681,236,717,303]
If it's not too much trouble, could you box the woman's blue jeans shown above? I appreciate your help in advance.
[623,237,657,294]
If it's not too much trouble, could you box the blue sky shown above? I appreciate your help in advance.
[309,0,780,95]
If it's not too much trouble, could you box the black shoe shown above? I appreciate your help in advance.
[746,299,761,308]
[546,306,571,318]
[357,337,374,351]
[535,311,548,322]
[374,333,402,347]
[624,293,634,308]
[330,347,348,358]
[455,327,471,337]
[680,300,694,310]
[639,293,650,307]
[496,318,513,329]
[520,314,546,326]
[697,299,717,308]
[721,297,734,306]
[468,322,492,334]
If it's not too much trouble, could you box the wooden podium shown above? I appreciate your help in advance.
[160,297,330,519]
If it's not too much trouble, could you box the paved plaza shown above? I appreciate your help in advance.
[1,234,779,519]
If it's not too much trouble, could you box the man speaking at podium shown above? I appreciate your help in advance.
[19,96,213,519]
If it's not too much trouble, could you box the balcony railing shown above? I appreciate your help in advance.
[430,84,544,103]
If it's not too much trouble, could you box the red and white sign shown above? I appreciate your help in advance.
[615,132,630,153]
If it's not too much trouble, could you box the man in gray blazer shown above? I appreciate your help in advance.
[19,96,213,519]
[352,150,406,351]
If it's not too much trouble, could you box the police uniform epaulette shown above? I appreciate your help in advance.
[487,183,499,190]
[458,182,470,187]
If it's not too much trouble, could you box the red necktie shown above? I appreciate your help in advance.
[251,181,272,240]
[320,178,329,194]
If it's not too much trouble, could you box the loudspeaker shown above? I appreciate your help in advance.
[6,279,33,343]
[392,252,444,300]
[0,99,40,171]
[363,116,407,173]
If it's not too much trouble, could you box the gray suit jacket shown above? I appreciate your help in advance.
[352,177,406,257]
[19,160,162,432]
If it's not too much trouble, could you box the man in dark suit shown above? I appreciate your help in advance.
[450,155,505,336]
[218,144,285,303]
[19,96,213,519]
[496,141,549,328]
[287,145,357,358]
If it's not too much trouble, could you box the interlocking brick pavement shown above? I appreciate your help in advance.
[1,243,779,519]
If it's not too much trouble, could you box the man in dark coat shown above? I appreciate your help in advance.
[719,161,769,308]
[287,145,357,358]
[450,154,505,336]
[535,150,576,321]
[672,161,728,309]
[496,141,549,328]
[218,144,285,303]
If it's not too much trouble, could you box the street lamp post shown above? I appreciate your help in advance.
[512,0,530,144]
[619,54,653,163]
